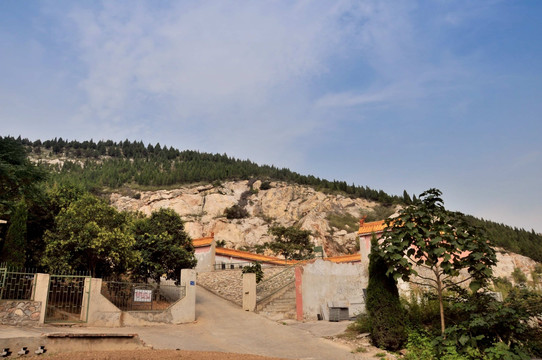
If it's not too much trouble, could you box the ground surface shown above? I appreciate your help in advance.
[2,286,388,359]
[25,349,286,359]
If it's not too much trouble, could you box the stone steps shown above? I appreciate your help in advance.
[258,285,296,321]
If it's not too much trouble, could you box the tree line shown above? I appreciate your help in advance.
[21,136,404,203]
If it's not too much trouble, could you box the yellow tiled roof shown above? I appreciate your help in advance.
[192,236,214,248]
[325,254,361,263]
[358,220,387,235]
[215,247,298,265]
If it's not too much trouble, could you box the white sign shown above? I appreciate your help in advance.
[133,288,153,302]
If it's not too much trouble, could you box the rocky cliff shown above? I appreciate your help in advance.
[110,180,382,257]
[110,180,541,283]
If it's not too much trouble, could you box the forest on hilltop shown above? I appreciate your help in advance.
[4,136,542,263]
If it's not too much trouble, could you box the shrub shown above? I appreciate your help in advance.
[512,267,528,285]
[351,313,372,334]
[366,236,406,350]
[224,204,249,219]
[326,212,359,232]
[259,181,271,190]
[404,330,437,360]
[242,262,264,283]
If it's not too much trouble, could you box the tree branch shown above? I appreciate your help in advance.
[413,273,438,284]
[409,279,438,291]
[442,275,473,290]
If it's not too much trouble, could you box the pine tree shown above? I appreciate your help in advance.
[366,235,406,350]
[1,199,28,267]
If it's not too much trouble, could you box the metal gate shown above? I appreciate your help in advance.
[45,274,91,323]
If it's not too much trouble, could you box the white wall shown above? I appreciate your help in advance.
[300,260,368,321]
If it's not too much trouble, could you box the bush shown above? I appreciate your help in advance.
[366,236,406,350]
[224,204,249,219]
[404,330,437,360]
[259,181,271,190]
[242,262,264,283]
[512,267,527,285]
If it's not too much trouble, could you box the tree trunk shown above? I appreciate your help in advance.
[436,273,446,337]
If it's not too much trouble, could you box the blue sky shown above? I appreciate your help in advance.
[1,1,541,232]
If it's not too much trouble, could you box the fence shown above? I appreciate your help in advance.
[0,265,37,301]
[45,273,91,323]
[101,280,186,311]
[214,262,255,271]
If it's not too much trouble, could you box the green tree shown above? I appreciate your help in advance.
[266,226,313,260]
[366,235,406,350]
[132,208,196,284]
[379,188,497,336]
[0,198,28,267]
[42,194,138,277]
[242,262,264,283]
[0,137,45,215]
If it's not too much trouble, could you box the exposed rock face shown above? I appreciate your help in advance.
[110,181,542,279]
[110,181,378,256]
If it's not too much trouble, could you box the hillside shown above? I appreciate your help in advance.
[109,180,386,257]
[7,136,542,263]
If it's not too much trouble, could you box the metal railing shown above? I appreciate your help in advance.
[214,262,255,271]
[101,280,186,311]
[256,265,296,304]
[0,265,37,301]
[45,274,91,323]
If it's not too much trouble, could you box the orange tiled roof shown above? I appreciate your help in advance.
[358,220,387,235]
[215,247,298,265]
[325,254,361,263]
[193,236,214,248]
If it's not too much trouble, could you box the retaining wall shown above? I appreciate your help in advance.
[0,300,41,326]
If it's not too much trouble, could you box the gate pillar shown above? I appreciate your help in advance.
[243,273,256,312]
[34,273,50,324]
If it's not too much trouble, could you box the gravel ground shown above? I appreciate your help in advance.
[25,349,287,360]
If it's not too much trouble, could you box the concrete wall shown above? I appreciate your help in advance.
[121,269,197,326]
[298,260,368,321]
[195,242,216,273]
[87,269,197,326]
[87,278,123,326]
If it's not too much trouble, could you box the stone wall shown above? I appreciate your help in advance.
[197,267,285,306]
[0,300,41,326]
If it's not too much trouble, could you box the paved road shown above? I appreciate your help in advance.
[139,286,358,359]
[1,287,365,360]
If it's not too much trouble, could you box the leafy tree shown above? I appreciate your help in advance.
[132,208,196,284]
[42,194,138,277]
[242,262,264,283]
[379,188,497,336]
[0,198,28,267]
[443,287,542,358]
[266,226,313,260]
[366,235,406,350]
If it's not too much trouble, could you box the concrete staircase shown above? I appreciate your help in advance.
[257,282,296,321]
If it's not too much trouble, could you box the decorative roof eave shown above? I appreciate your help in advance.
[325,254,361,263]
[357,220,387,235]
[193,236,214,248]
[215,247,298,265]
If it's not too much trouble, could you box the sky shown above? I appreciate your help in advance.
[1,1,541,233]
